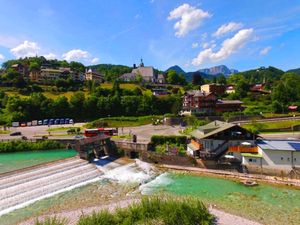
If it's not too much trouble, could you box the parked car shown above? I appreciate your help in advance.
[65,118,70,124]
[43,119,49,125]
[20,123,27,127]
[49,119,54,125]
[67,128,76,134]
[69,119,74,124]
[54,119,60,125]
[38,120,43,126]
[60,119,65,124]
[10,131,22,136]
[74,135,84,139]
[32,120,38,126]
[12,122,19,127]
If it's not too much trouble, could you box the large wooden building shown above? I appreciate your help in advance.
[182,90,243,115]
[187,121,257,159]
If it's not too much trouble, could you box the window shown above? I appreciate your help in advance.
[287,158,290,161]
[294,158,297,162]
[281,157,283,161]
[249,158,256,163]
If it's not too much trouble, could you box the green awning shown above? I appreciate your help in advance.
[241,153,262,158]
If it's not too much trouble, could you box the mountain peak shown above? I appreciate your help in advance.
[166,65,186,74]
[198,65,238,76]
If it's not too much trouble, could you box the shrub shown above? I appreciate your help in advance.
[77,197,214,225]
[0,140,64,153]
[151,135,187,146]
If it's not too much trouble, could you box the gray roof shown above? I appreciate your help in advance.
[132,66,155,78]
[120,73,137,79]
[191,120,236,139]
[257,140,300,151]
[186,90,212,97]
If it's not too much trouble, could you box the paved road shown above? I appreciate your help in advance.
[1,122,299,142]
[0,123,85,140]
[121,124,182,142]
[0,124,183,142]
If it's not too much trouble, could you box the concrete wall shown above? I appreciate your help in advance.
[261,149,300,170]
[243,149,300,177]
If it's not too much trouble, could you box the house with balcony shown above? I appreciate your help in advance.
[182,90,216,115]
[201,83,226,96]
[187,120,258,159]
[85,68,104,83]
[182,90,243,115]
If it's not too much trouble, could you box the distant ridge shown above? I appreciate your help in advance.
[165,64,238,82]
[198,65,238,76]
[287,68,300,75]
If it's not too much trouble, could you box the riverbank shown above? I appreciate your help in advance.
[20,198,261,225]
[160,164,300,188]
[1,158,299,225]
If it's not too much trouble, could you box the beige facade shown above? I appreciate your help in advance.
[85,69,104,83]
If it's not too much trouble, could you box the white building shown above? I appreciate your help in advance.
[242,140,300,175]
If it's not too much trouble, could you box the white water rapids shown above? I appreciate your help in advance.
[0,157,163,217]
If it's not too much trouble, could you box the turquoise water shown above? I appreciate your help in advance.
[0,149,77,174]
[142,172,300,225]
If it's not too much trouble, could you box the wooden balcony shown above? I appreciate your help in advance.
[191,139,203,150]
[228,146,258,153]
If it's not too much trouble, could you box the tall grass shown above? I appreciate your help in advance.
[35,197,214,225]
[35,217,68,225]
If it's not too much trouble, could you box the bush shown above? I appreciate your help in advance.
[151,135,187,146]
[0,140,64,153]
[77,197,214,225]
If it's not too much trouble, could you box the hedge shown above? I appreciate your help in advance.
[151,135,187,146]
[0,140,65,153]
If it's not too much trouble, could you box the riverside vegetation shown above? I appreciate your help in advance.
[34,197,214,225]
[0,140,64,153]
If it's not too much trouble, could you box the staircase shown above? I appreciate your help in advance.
[200,141,229,160]
[0,158,101,216]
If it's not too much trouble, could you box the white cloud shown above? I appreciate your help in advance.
[135,14,141,19]
[0,54,5,61]
[260,46,272,55]
[192,28,254,66]
[44,53,57,60]
[62,49,89,61]
[192,42,199,48]
[0,35,21,48]
[201,42,210,49]
[213,22,243,37]
[150,0,155,3]
[10,41,40,58]
[91,57,99,64]
[168,3,211,37]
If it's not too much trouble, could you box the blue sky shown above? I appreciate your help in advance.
[0,0,300,72]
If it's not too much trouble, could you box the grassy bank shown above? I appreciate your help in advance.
[86,115,163,128]
[242,119,300,132]
[35,197,214,225]
[0,140,64,153]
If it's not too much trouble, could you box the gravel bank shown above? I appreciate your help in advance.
[20,198,261,225]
